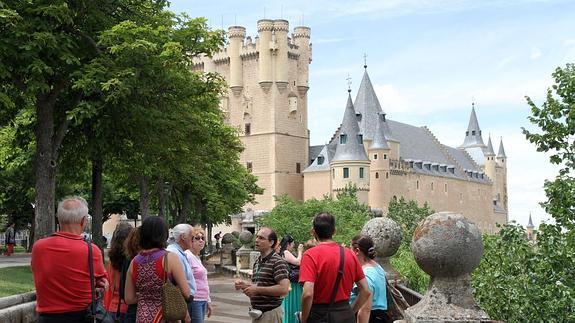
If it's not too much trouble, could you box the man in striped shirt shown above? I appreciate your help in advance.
[235,227,290,322]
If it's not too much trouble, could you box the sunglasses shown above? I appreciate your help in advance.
[193,236,205,241]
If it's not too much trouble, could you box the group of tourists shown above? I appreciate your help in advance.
[31,196,388,323]
[235,212,389,323]
[31,196,212,323]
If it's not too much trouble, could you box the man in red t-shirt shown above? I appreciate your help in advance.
[32,196,108,323]
[299,212,371,323]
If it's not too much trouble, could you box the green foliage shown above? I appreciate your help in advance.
[387,197,434,245]
[390,244,429,294]
[0,266,34,297]
[258,190,370,245]
[471,64,575,321]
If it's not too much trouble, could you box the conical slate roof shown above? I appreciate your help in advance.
[485,136,495,156]
[497,138,507,158]
[527,213,534,228]
[460,104,486,148]
[354,69,394,141]
[332,93,369,162]
[369,113,390,150]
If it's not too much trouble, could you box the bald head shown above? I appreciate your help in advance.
[57,196,89,225]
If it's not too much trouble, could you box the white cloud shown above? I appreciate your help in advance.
[530,47,542,60]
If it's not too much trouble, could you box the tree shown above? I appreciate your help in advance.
[0,0,167,242]
[470,64,575,321]
[258,189,371,245]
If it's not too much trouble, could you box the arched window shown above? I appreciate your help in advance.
[375,172,379,179]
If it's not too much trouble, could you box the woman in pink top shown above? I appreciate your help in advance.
[185,226,212,323]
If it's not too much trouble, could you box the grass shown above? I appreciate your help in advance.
[0,266,34,297]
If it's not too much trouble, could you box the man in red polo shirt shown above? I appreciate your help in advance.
[299,212,371,323]
[32,196,108,323]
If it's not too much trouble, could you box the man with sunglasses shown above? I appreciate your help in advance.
[235,227,290,322]
[167,224,198,315]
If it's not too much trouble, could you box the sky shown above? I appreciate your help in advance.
[168,0,575,228]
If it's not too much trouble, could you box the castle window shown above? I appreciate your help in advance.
[289,95,298,112]
[431,182,434,191]
[375,172,379,179]
[245,123,251,135]
[359,167,364,179]
[340,134,347,144]
[343,168,349,178]
[386,172,389,179]
[466,131,469,136]
[384,154,387,159]
[409,161,414,168]
[424,163,431,170]
[448,167,455,174]
[472,130,476,135]
[317,156,324,165]
[246,162,253,173]
[416,180,419,190]
[296,163,301,174]
[358,134,363,144]
[444,183,448,192]
[374,154,378,160]
[332,169,335,179]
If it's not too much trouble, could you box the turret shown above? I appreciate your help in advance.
[228,26,246,95]
[257,19,274,89]
[526,213,535,241]
[460,103,486,148]
[484,136,496,181]
[496,137,508,211]
[293,26,311,96]
[331,92,370,204]
[496,138,507,164]
[273,20,289,88]
[368,113,391,211]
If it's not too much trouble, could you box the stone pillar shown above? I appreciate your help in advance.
[228,26,245,95]
[398,212,490,323]
[361,217,402,282]
[273,19,289,89]
[220,233,236,266]
[236,231,254,269]
[293,26,311,96]
[250,251,261,271]
[257,19,273,90]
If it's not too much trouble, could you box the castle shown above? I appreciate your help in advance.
[193,19,508,233]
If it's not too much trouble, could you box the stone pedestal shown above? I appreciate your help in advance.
[250,251,261,271]
[220,243,235,266]
[362,217,402,282]
[236,231,254,269]
[397,212,490,323]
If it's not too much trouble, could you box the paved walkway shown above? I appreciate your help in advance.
[1,255,252,322]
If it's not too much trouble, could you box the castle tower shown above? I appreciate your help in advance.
[368,113,391,212]
[484,136,496,182]
[526,213,535,241]
[496,138,508,212]
[331,92,371,204]
[193,20,311,213]
[460,103,486,148]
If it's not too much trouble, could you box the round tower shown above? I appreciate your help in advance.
[331,93,370,204]
[368,113,391,212]
[228,26,245,95]
[293,26,311,96]
[484,136,496,183]
[257,19,274,89]
[273,20,289,88]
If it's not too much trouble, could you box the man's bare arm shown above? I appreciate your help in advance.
[243,278,290,297]
[300,282,314,323]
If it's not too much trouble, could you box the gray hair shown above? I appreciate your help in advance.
[57,196,89,224]
[172,223,192,242]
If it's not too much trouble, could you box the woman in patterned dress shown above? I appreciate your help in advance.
[279,235,304,323]
[124,217,191,323]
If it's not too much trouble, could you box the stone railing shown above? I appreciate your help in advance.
[362,212,497,323]
[0,291,36,322]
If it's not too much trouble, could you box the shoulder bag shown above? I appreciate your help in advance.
[161,251,188,321]
[86,238,115,323]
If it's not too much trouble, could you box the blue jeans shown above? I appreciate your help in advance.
[190,300,208,323]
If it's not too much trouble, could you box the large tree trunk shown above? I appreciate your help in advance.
[179,188,191,224]
[138,175,150,220]
[33,99,56,242]
[91,157,104,248]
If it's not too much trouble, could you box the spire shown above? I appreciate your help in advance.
[354,68,394,141]
[527,213,534,229]
[485,135,495,156]
[460,103,486,148]
[370,113,390,150]
[497,137,507,158]
[332,93,369,162]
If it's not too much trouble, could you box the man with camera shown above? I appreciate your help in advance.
[235,227,290,322]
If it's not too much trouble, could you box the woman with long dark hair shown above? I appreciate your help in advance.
[279,235,303,323]
[124,216,191,323]
[103,223,133,321]
[350,235,388,323]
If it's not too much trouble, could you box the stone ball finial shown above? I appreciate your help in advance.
[412,212,483,278]
[239,231,253,244]
[222,233,235,244]
[361,217,402,258]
